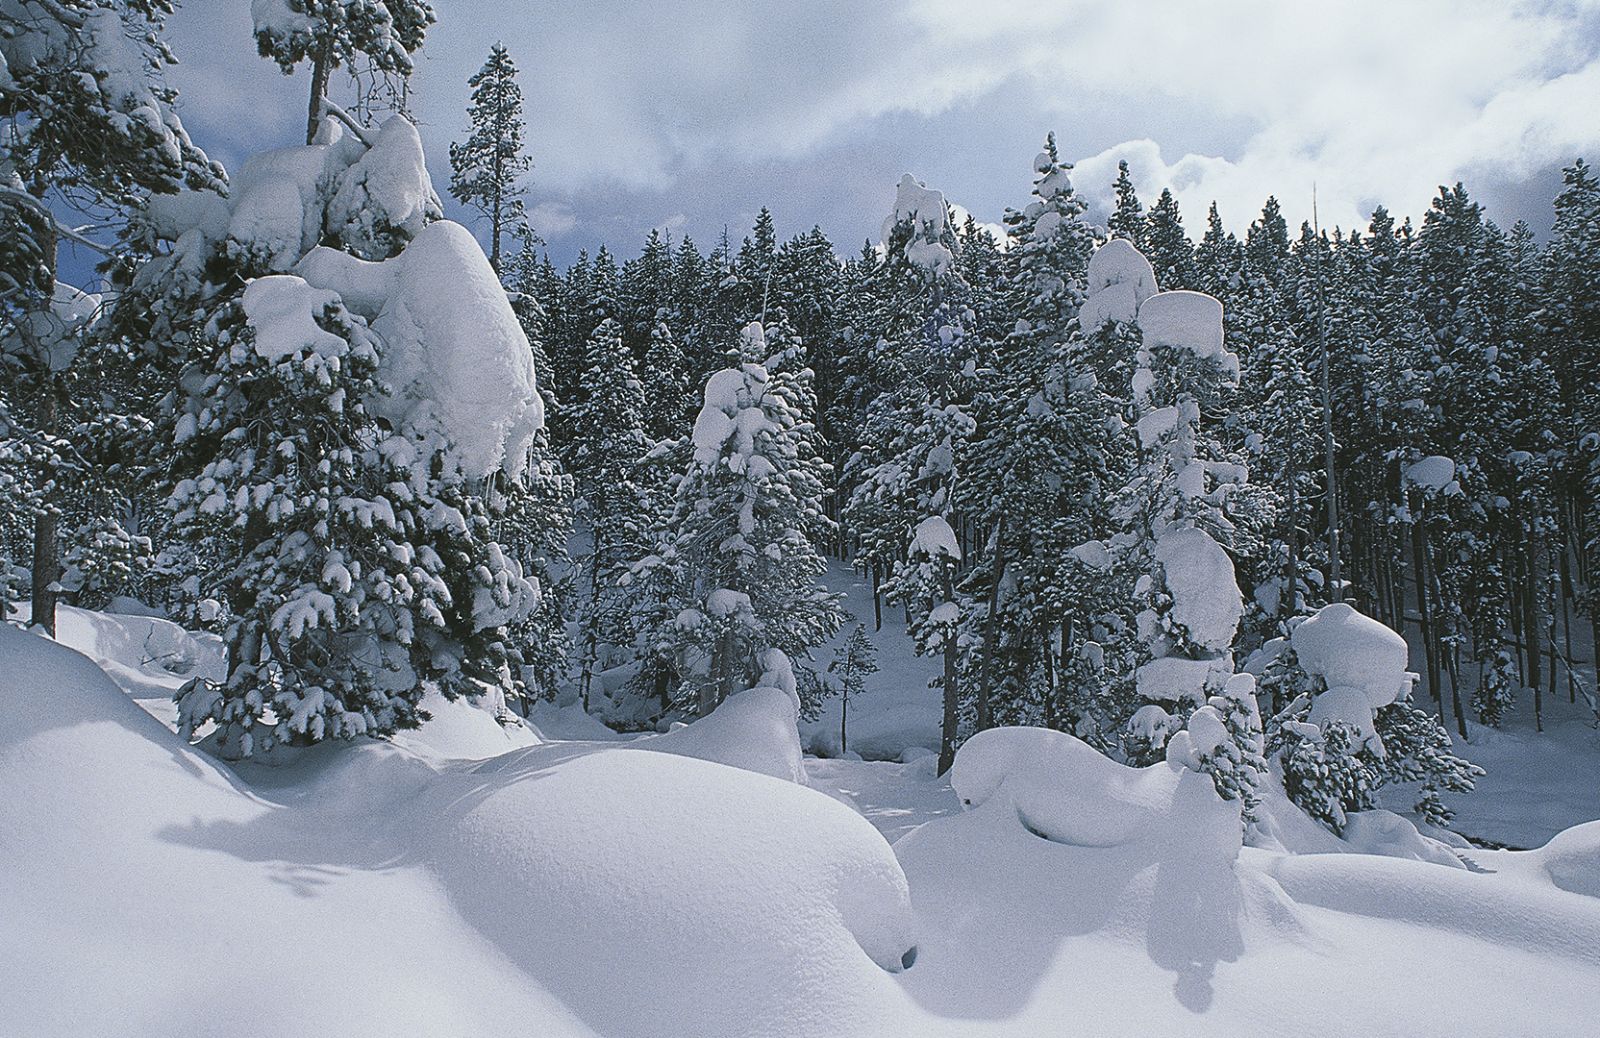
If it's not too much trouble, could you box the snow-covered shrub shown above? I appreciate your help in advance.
[1265,602,1481,831]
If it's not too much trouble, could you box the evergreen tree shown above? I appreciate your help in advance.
[565,316,651,705]
[252,0,435,143]
[635,323,844,715]
[1108,159,1147,247]
[829,624,879,755]
[1,0,221,634]
[449,43,531,273]
[1145,188,1199,291]
[122,117,548,756]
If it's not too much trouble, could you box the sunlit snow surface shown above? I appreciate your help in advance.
[6,609,1600,1037]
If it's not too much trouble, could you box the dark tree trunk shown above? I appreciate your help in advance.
[306,37,334,145]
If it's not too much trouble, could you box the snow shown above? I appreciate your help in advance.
[1085,237,1158,303]
[1069,538,1111,570]
[0,624,924,1038]
[1155,526,1243,654]
[325,116,440,259]
[240,275,348,362]
[882,174,954,279]
[1404,454,1459,493]
[1534,820,1600,898]
[1292,602,1413,709]
[1136,289,1226,359]
[297,220,545,480]
[1136,654,1232,707]
[909,515,961,560]
[11,598,1600,1037]
[636,684,806,783]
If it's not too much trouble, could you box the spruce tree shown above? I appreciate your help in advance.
[449,43,531,274]
[565,317,651,705]
[1,0,221,635]
[635,323,843,715]
[1108,159,1147,247]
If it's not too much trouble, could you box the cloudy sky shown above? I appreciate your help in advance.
[162,0,1600,265]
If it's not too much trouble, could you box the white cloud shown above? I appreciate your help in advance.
[161,0,1600,252]
[526,201,578,241]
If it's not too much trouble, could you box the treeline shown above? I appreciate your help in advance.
[527,145,1600,750]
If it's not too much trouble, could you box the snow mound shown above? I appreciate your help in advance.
[49,605,224,727]
[1085,237,1158,302]
[1155,527,1242,654]
[882,173,954,279]
[1292,602,1412,708]
[1403,454,1457,493]
[392,687,542,761]
[298,220,545,480]
[1341,809,1464,869]
[1537,820,1600,898]
[2,626,923,1037]
[430,745,920,1036]
[949,726,1241,854]
[1135,654,1231,708]
[326,115,440,259]
[636,685,805,783]
[909,515,961,560]
[1137,289,1225,357]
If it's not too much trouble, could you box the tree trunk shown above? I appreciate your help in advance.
[937,566,959,776]
[976,517,1006,732]
[29,378,59,638]
[1411,521,1438,707]
[305,37,334,145]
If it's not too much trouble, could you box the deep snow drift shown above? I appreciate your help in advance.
[7,613,1600,1038]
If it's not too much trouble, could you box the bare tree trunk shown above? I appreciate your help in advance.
[29,379,59,637]
[937,566,960,776]
[1411,521,1440,709]
[976,517,1006,732]
[305,37,334,145]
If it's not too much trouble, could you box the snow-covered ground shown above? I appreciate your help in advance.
[5,598,1599,1037]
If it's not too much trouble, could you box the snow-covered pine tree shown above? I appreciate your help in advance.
[1085,236,1268,809]
[121,115,548,756]
[634,322,843,715]
[1264,602,1480,832]
[957,134,1111,732]
[253,0,435,143]
[845,174,983,743]
[1107,159,1147,248]
[1,0,222,634]
[1144,188,1199,292]
[565,315,651,705]
[640,316,693,443]
[449,42,531,273]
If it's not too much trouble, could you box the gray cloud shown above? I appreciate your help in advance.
[158,0,1600,264]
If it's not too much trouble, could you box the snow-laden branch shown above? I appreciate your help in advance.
[0,185,115,257]
[318,98,377,148]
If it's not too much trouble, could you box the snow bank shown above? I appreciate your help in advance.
[1155,526,1242,654]
[636,684,806,783]
[427,745,921,1037]
[1535,820,1600,899]
[2,625,925,1038]
[0,626,595,1038]
[950,726,1242,851]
